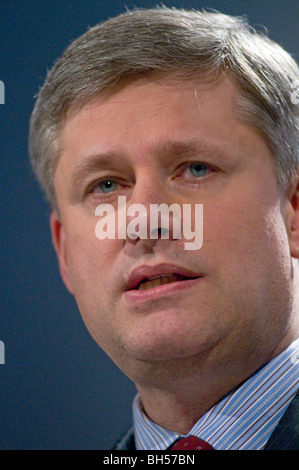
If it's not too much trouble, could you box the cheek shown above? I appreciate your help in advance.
[201,198,292,342]
[64,228,122,347]
[203,197,288,277]
[202,202,246,255]
[65,220,120,296]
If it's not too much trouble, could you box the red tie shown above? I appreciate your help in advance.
[170,435,214,450]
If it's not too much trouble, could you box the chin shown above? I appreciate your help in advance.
[118,325,220,365]
[110,336,220,390]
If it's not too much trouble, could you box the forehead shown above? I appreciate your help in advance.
[59,75,248,157]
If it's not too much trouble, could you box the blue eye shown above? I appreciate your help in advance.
[99,180,117,193]
[188,162,209,177]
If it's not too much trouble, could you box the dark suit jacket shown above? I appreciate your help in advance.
[113,391,299,450]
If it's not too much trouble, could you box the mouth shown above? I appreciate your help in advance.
[137,273,197,291]
[124,263,202,300]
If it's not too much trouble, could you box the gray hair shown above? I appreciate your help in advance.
[29,6,299,209]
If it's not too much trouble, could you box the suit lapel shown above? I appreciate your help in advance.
[264,391,299,450]
[112,426,136,450]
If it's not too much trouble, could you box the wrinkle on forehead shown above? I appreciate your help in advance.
[63,69,230,122]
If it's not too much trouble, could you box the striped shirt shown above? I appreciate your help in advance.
[133,338,299,450]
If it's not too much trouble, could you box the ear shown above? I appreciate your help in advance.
[287,175,299,259]
[50,211,74,294]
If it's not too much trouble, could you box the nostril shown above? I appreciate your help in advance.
[150,227,169,238]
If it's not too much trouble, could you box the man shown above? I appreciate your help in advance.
[29,7,299,450]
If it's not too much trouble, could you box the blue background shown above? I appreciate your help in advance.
[0,0,298,450]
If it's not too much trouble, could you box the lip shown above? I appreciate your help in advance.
[124,263,202,302]
[124,277,202,303]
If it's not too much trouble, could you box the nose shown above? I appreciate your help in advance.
[124,175,182,245]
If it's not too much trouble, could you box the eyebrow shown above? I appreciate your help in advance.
[71,139,231,186]
[154,140,229,161]
[71,152,125,186]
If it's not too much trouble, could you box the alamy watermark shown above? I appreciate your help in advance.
[0,81,5,104]
[95,196,203,250]
[0,341,5,364]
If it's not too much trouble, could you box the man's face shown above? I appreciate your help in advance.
[51,75,296,383]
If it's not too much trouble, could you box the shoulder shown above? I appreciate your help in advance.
[112,427,136,450]
[264,391,299,450]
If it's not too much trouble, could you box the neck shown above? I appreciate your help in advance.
[134,331,299,435]
[136,378,230,434]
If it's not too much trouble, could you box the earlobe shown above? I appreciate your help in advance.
[50,211,74,294]
[288,177,299,259]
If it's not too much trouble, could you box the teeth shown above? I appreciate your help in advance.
[147,273,174,281]
[138,275,179,291]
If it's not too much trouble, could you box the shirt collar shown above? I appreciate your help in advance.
[133,338,299,450]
